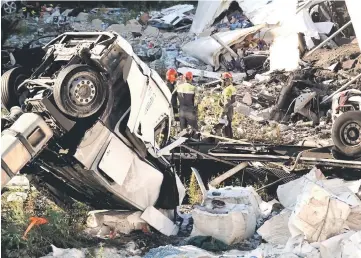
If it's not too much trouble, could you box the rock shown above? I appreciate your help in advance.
[6,175,30,189]
[242,92,252,106]
[126,19,140,26]
[91,19,103,30]
[235,102,253,116]
[255,74,271,83]
[237,127,245,135]
[75,12,89,22]
[342,59,357,70]
[256,107,272,120]
[6,192,28,202]
[106,24,126,34]
[163,32,178,40]
[125,24,142,33]
[257,210,292,245]
[143,26,159,37]
[279,124,289,132]
[191,187,262,245]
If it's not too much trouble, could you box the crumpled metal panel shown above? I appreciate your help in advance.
[183,24,266,69]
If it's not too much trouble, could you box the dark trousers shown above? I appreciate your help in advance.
[179,107,198,130]
[223,108,234,138]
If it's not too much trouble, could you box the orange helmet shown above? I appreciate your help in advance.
[166,68,177,83]
[185,71,193,81]
[221,72,232,79]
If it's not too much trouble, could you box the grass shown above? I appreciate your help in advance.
[1,188,96,258]
[187,173,202,205]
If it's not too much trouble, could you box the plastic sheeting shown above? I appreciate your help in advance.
[191,187,262,245]
[288,181,351,243]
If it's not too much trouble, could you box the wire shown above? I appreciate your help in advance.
[281,98,297,122]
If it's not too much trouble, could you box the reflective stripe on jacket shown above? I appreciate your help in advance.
[176,82,196,108]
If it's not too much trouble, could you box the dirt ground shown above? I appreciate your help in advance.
[303,42,360,68]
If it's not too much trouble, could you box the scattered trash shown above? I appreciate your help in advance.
[1,1,361,257]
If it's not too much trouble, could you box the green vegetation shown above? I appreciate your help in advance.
[1,188,95,258]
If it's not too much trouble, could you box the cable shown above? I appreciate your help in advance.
[281,98,297,122]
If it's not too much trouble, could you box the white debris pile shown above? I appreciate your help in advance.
[191,186,263,245]
[255,166,361,257]
[40,242,142,258]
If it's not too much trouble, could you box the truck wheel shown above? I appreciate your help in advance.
[1,67,28,110]
[2,1,17,14]
[332,111,361,158]
[53,64,107,118]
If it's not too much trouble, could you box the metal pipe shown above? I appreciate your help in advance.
[190,167,208,203]
[208,153,361,169]
[305,20,353,57]
[211,33,239,58]
[209,162,248,187]
[321,73,361,104]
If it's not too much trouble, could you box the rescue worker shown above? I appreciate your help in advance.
[219,72,236,138]
[176,71,198,131]
[166,68,179,121]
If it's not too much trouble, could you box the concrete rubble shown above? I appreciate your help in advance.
[2,1,361,258]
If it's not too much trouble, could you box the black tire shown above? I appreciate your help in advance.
[1,67,28,110]
[332,111,361,158]
[53,64,107,118]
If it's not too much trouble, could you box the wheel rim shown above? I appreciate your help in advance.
[3,2,16,14]
[341,122,361,146]
[69,76,97,106]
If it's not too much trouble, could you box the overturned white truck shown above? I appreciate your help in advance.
[1,32,185,213]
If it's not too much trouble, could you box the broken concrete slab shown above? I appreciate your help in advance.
[91,19,103,30]
[342,59,357,70]
[143,26,159,37]
[257,210,292,245]
[75,12,89,22]
[141,206,178,236]
[106,24,126,35]
[162,32,178,40]
[242,92,253,106]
